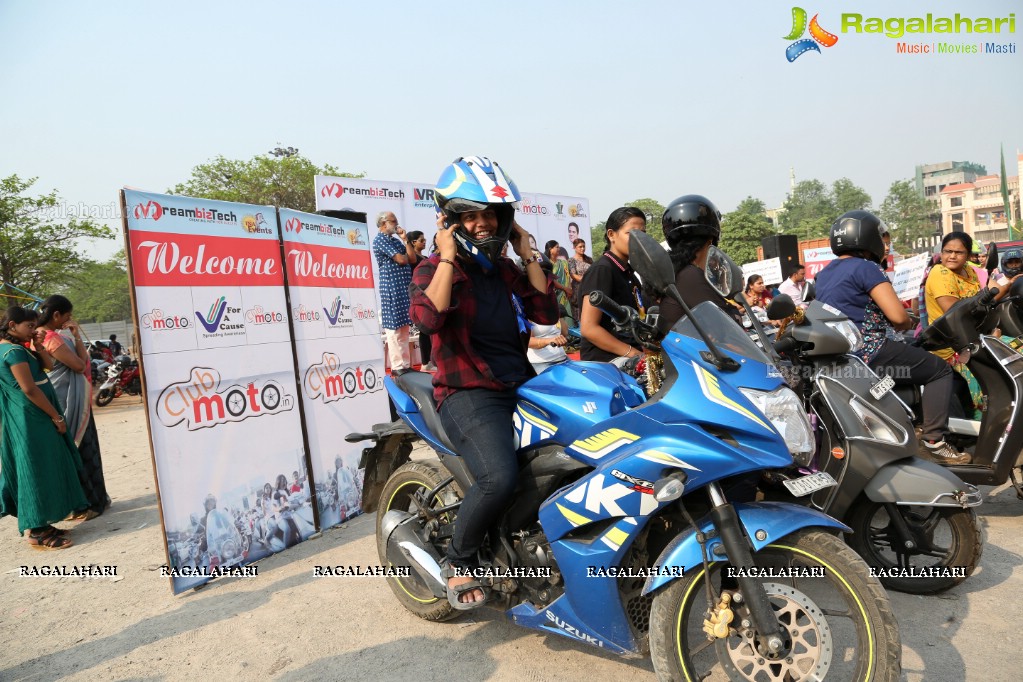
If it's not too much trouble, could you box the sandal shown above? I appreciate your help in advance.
[440,559,488,611]
[64,509,100,522]
[27,527,74,550]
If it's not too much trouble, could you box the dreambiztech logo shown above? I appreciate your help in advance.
[133,200,164,220]
[784,7,839,62]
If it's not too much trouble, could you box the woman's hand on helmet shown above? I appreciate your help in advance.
[435,213,458,260]
[509,220,533,260]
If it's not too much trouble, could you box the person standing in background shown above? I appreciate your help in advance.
[778,263,808,308]
[567,238,593,325]
[545,240,574,326]
[407,230,435,371]
[372,211,416,375]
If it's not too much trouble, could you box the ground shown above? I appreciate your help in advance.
[2,399,1020,681]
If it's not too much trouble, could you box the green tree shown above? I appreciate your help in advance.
[720,212,775,266]
[625,198,667,244]
[63,251,131,323]
[879,179,938,254]
[0,174,114,307]
[170,147,362,212]
[832,177,872,214]
[733,196,768,216]
[779,179,835,239]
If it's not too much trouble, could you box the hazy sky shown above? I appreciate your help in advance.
[2,0,1020,260]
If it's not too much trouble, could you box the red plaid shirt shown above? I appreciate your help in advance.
[410,254,559,407]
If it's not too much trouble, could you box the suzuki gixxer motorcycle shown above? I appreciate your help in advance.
[349,232,900,681]
[733,283,983,595]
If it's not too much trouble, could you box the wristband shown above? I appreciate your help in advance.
[438,258,456,268]
[53,416,64,423]
[522,253,542,266]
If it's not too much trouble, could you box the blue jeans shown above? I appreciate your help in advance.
[439,387,519,567]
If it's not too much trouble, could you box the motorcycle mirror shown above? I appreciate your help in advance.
[803,280,816,302]
[628,230,675,293]
[704,246,744,299]
[767,294,796,320]
[985,243,999,274]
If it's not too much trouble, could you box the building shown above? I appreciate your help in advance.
[915,160,986,235]
[939,153,1022,244]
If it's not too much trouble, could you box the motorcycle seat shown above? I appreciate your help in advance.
[394,370,457,453]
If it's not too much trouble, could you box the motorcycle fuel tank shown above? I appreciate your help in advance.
[513,362,645,451]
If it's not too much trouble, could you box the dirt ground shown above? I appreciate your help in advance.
[3,399,1022,681]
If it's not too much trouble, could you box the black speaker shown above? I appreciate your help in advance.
[761,235,800,269]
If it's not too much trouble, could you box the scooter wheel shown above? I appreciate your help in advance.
[95,388,115,407]
[376,460,463,622]
[846,499,981,594]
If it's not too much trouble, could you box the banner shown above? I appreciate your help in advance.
[889,253,931,301]
[279,209,389,530]
[802,246,837,279]
[124,190,315,594]
[741,257,783,286]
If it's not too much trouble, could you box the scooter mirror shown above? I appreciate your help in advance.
[804,280,816,302]
[704,246,745,299]
[985,243,999,275]
[629,230,676,294]
[767,294,796,320]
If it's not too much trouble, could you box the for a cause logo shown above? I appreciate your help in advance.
[157,367,294,430]
[195,296,245,337]
[323,296,353,327]
[303,353,380,403]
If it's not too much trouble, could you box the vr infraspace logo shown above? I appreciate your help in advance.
[303,353,380,403]
[157,367,294,430]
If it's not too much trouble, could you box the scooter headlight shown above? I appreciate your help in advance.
[825,320,863,353]
[740,386,815,463]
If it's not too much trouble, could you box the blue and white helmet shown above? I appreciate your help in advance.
[435,156,521,269]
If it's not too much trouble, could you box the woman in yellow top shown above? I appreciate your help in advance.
[924,232,1014,418]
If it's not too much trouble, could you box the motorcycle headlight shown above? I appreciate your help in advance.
[740,386,815,462]
[825,320,863,353]
[848,395,907,444]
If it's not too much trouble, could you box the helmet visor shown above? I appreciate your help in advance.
[444,197,491,214]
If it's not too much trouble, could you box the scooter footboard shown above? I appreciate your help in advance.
[864,458,983,507]
[642,501,849,595]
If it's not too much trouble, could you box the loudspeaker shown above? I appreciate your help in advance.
[761,235,800,271]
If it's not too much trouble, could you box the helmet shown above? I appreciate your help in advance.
[662,195,721,249]
[204,493,217,511]
[829,210,887,264]
[434,156,521,270]
[1002,249,1023,278]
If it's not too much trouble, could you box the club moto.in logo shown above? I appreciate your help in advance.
[195,296,244,336]
[319,183,404,200]
[323,296,352,327]
[519,201,548,215]
[157,367,294,431]
[304,353,380,403]
[784,7,839,62]
[292,304,321,323]
[133,200,164,221]
[352,303,376,321]
[244,304,286,325]
[141,309,190,331]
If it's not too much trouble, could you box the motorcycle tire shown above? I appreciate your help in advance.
[846,499,981,594]
[95,388,115,407]
[649,529,901,682]
[375,459,463,622]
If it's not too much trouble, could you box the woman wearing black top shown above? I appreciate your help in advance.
[578,207,647,362]
[655,195,742,335]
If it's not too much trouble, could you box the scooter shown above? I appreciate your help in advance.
[915,280,1023,498]
[349,232,900,681]
[94,354,141,406]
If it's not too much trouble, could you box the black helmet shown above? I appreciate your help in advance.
[662,195,721,249]
[1002,249,1023,278]
[830,210,887,264]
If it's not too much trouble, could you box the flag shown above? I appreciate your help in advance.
[1002,144,1014,240]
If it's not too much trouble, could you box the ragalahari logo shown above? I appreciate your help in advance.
[784,7,839,62]
[133,200,163,221]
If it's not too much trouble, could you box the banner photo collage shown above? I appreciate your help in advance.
[123,190,387,593]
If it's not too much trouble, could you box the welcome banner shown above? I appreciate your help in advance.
[279,208,388,529]
[123,190,315,594]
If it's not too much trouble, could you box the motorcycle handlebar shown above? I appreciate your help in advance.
[773,337,798,355]
[588,290,630,326]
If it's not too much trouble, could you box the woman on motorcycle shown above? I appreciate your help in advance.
[744,274,781,327]
[816,211,971,465]
[409,156,558,609]
[578,207,648,362]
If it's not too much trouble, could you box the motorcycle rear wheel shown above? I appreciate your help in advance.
[95,387,115,406]
[376,459,463,622]
[649,529,900,682]
[846,499,981,594]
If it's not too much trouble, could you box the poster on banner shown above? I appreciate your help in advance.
[280,208,390,530]
[123,189,315,594]
[889,253,931,301]
[803,246,837,279]
[534,193,592,258]
[741,257,783,287]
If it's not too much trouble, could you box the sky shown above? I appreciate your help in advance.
[1,0,1020,261]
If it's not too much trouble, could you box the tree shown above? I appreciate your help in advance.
[170,148,362,213]
[778,178,871,240]
[0,174,114,307]
[879,179,938,254]
[625,198,667,244]
[832,178,872,215]
[721,211,775,266]
[733,196,767,216]
[63,251,131,323]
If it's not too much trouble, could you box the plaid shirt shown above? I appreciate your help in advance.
[410,254,559,407]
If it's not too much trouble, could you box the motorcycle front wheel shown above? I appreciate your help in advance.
[846,500,981,594]
[94,387,115,406]
[376,459,463,622]
[649,529,901,682]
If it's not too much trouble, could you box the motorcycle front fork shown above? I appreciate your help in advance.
[707,482,789,659]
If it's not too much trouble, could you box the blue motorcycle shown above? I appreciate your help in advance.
[349,231,900,681]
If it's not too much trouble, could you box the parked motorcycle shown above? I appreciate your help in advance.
[94,354,141,406]
[739,285,983,594]
[349,232,900,681]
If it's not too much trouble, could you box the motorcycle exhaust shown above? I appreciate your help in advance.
[380,510,447,598]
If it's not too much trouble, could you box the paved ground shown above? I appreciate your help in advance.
[2,399,1022,681]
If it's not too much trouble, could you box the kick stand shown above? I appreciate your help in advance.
[1009,467,1023,501]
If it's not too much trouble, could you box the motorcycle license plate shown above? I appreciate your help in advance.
[782,471,837,497]
[869,374,895,400]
